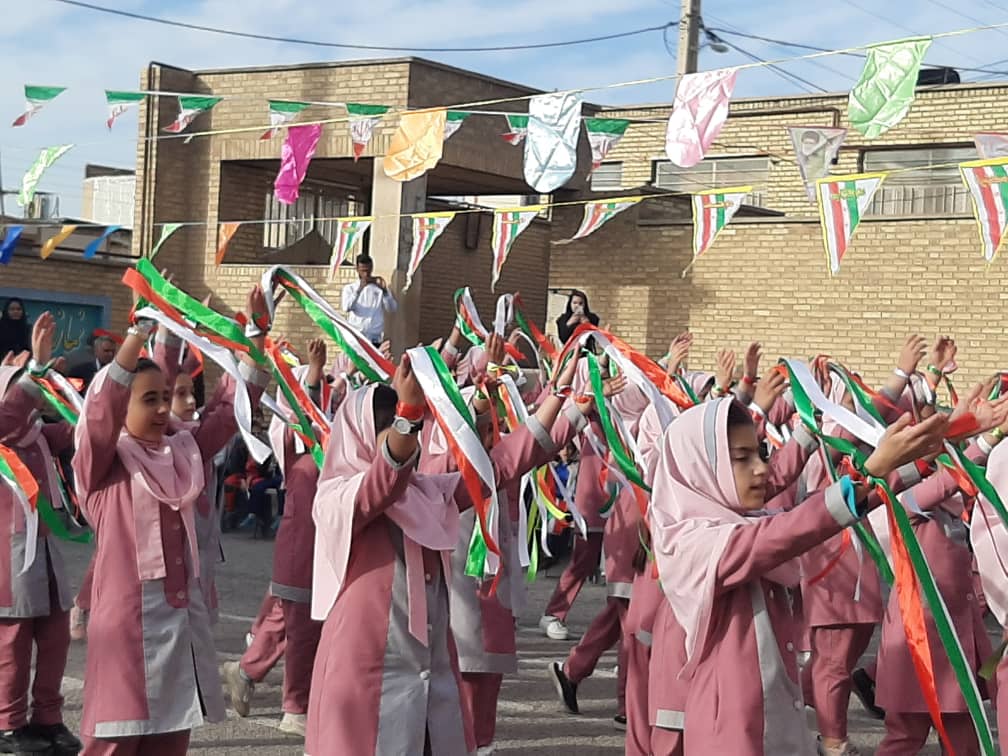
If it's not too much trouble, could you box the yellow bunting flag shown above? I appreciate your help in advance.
[383,110,447,182]
[40,225,77,259]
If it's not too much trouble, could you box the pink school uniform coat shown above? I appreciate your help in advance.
[0,371,74,618]
[72,361,261,738]
[876,441,993,714]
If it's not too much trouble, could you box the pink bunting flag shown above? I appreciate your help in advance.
[665,68,738,168]
[274,124,324,206]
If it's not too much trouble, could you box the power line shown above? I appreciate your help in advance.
[922,0,1008,39]
[718,39,827,94]
[48,0,674,53]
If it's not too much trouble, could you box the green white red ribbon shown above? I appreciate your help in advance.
[0,445,38,574]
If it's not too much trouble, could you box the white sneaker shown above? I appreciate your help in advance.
[245,632,254,649]
[546,619,569,641]
[278,712,306,737]
[476,746,496,755]
[221,661,254,717]
[538,615,557,632]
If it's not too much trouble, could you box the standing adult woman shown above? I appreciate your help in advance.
[555,290,599,345]
[0,299,31,358]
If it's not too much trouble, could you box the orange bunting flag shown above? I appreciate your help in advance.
[215,222,241,266]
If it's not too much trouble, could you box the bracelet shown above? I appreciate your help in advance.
[127,325,154,340]
[926,364,944,377]
[395,401,425,422]
[27,358,52,377]
[741,374,757,387]
[712,384,728,397]
[244,322,265,339]
[553,385,573,400]
[993,427,1005,443]
[893,367,909,379]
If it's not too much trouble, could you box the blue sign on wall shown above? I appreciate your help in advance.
[0,288,110,357]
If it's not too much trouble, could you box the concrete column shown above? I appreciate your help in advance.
[369,160,427,356]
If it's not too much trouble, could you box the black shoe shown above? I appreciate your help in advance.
[26,723,81,753]
[0,726,53,753]
[550,662,579,714]
[851,668,885,720]
[613,714,627,731]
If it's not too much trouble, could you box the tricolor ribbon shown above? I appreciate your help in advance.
[0,445,38,574]
[452,288,525,362]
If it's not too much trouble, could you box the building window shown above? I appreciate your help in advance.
[591,162,623,191]
[263,185,365,250]
[652,156,769,206]
[861,146,974,217]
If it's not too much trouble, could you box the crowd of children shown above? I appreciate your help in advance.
[0,277,1007,756]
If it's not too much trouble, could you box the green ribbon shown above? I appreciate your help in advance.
[586,352,648,491]
[36,494,91,544]
[33,380,79,424]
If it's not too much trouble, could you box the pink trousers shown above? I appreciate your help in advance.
[563,596,629,715]
[809,623,875,740]
[0,575,70,729]
[876,711,979,755]
[76,555,96,612]
[242,598,319,714]
[624,634,651,756]
[81,730,190,755]
[459,672,503,748]
[650,725,684,756]
[544,532,603,622]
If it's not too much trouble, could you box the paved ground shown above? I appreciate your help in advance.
[53,532,988,754]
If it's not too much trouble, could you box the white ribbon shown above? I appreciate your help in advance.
[784,358,885,446]
[494,294,514,338]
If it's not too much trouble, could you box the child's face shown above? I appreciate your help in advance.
[172,373,198,422]
[126,368,171,443]
[727,419,769,511]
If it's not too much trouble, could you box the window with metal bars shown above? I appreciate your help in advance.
[651,156,769,207]
[590,162,623,191]
[861,146,975,217]
[262,185,365,250]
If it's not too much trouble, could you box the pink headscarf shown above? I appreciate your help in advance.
[454,345,486,388]
[650,398,800,677]
[682,370,715,398]
[311,385,460,644]
[636,401,680,486]
[972,440,1008,626]
[75,366,205,582]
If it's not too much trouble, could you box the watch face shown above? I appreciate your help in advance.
[392,417,414,435]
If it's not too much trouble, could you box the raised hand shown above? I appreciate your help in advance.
[743,342,762,381]
[864,413,949,478]
[31,311,56,366]
[666,332,692,376]
[929,336,957,374]
[246,285,270,333]
[602,373,628,399]
[379,340,392,361]
[392,353,425,407]
[753,367,788,415]
[307,338,327,370]
[896,334,928,376]
[715,349,737,393]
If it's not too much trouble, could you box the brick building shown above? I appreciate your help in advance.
[133,57,594,356]
[555,83,1008,387]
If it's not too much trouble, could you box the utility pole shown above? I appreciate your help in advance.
[677,0,702,77]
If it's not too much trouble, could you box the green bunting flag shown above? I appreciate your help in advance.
[849,37,932,139]
[105,90,146,130]
[18,145,73,208]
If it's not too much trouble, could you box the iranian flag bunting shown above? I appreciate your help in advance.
[12,86,66,127]
[491,208,541,291]
[346,103,390,160]
[405,212,455,291]
[690,186,751,263]
[554,197,643,245]
[443,110,469,140]
[584,118,630,170]
[328,217,373,280]
[815,172,886,275]
[163,96,223,134]
[261,100,311,140]
[960,157,1008,262]
[105,91,146,130]
[501,114,529,145]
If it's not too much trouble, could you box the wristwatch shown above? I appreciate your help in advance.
[392,416,423,435]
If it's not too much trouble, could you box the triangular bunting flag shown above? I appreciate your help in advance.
[41,225,77,260]
[346,103,390,160]
[163,96,223,134]
[443,111,470,141]
[150,223,183,259]
[788,126,847,203]
[0,227,24,265]
[688,186,751,272]
[501,114,529,145]
[215,222,241,266]
[975,133,1008,160]
[666,68,737,168]
[491,208,542,291]
[960,157,1008,263]
[383,110,447,182]
[405,212,455,291]
[12,85,66,127]
[554,197,643,245]
[17,144,73,208]
[585,118,630,170]
[329,217,374,280]
[83,226,121,260]
[815,172,886,275]
[105,91,146,130]
[848,37,931,139]
[274,124,324,205]
[261,100,311,140]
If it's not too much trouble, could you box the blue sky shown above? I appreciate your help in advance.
[1,0,1007,217]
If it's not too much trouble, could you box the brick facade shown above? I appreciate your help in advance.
[555,83,1008,388]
